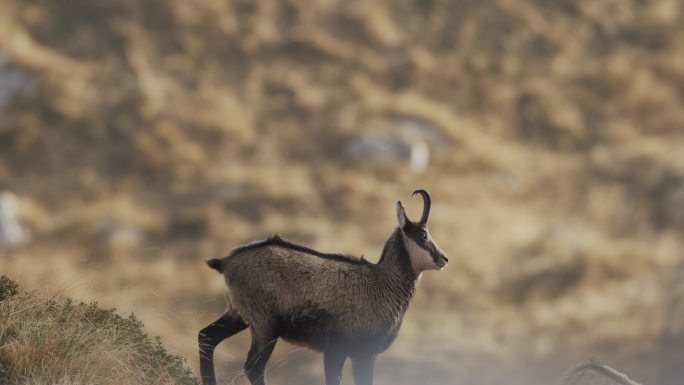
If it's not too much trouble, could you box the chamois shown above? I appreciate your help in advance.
[198,190,448,385]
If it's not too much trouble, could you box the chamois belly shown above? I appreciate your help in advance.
[276,308,402,355]
[277,307,336,352]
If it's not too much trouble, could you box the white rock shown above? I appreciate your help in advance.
[0,191,29,248]
[346,130,431,173]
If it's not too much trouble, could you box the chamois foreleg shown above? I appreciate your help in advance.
[351,354,376,385]
[324,349,347,385]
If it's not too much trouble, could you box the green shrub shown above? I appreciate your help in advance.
[0,276,19,301]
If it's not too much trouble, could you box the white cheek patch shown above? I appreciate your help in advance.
[403,235,437,273]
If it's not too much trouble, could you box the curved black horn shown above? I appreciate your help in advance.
[411,189,431,225]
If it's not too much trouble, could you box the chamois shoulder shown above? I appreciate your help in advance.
[231,234,371,265]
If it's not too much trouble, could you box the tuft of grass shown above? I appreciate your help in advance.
[0,276,19,301]
[0,276,197,385]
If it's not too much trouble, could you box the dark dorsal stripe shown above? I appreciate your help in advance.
[231,235,371,265]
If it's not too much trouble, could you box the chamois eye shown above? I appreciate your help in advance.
[419,231,428,240]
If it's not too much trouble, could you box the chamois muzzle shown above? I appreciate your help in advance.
[411,189,431,225]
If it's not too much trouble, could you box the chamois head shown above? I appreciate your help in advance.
[396,189,448,273]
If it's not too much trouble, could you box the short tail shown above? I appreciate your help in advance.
[205,258,224,273]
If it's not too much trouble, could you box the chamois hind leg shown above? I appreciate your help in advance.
[198,311,248,385]
[351,355,376,385]
[244,327,278,385]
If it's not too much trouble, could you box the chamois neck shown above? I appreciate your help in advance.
[368,229,417,323]
[377,228,418,283]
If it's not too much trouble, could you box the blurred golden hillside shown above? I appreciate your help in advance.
[1,0,683,384]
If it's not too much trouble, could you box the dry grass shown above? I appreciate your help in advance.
[0,276,197,385]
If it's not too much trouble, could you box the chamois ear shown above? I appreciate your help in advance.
[396,201,407,228]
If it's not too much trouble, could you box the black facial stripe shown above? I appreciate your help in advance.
[426,242,442,262]
[402,221,425,245]
[403,221,441,261]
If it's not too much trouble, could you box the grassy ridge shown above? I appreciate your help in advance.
[0,276,197,385]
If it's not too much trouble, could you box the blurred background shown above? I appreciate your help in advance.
[1,0,683,384]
